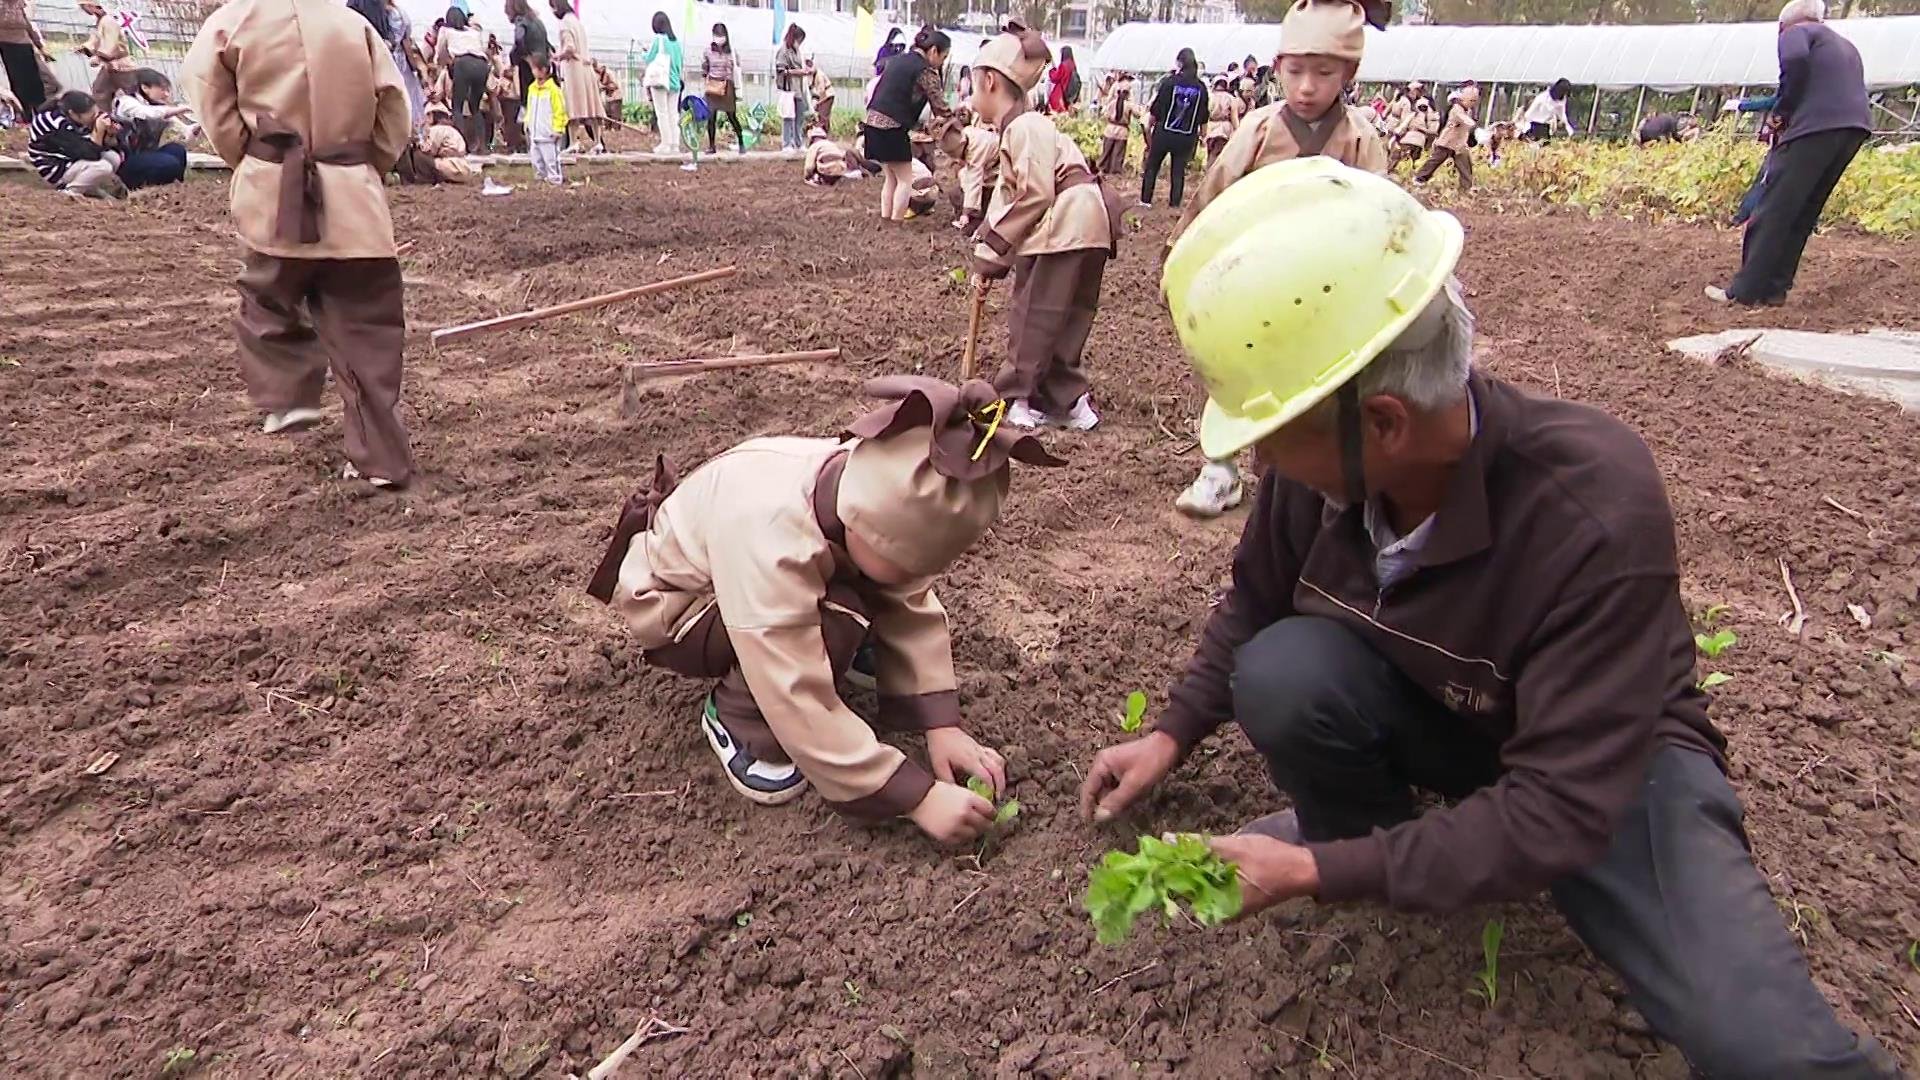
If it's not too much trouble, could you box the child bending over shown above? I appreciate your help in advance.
[589,377,1061,844]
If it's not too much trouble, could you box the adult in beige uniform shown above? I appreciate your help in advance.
[968,24,1120,434]
[184,0,418,489]
[1171,0,1390,520]
[1414,82,1478,191]
[77,0,132,111]
[589,378,1059,844]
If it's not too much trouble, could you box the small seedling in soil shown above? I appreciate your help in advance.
[161,1047,196,1076]
[1697,603,1731,627]
[1119,690,1148,734]
[734,911,753,928]
[1468,918,1504,1006]
[1698,671,1733,691]
[1084,834,1241,945]
[843,980,862,1005]
[1905,940,1917,974]
[966,776,1019,826]
[1694,629,1737,658]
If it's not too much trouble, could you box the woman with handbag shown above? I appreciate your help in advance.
[702,22,745,154]
[641,12,685,155]
[862,26,952,222]
[550,0,607,153]
[774,24,811,152]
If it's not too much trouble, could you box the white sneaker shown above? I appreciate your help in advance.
[341,462,395,489]
[1005,399,1046,429]
[1175,462,1246,518]
[480,177,513,197]
[702,696,808,806]
[680,162,699,172]
[1061,394,1100,432]
[262,406,325,434]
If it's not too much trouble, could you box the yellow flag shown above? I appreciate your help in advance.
[853,6,874,59]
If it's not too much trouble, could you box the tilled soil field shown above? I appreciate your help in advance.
[2,163,1917,1079]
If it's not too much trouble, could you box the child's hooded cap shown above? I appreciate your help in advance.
[971,21,1052,94]
[1279,0,1391,63]
[838,376,1063,577]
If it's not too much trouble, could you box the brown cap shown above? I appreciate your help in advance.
[1279,0,1390,63]
[971,20,1052,93]
[839,377,1064,577]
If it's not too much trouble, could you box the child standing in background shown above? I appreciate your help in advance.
[967,23,1120,433]
[1096,72,1134,176]
[524,52,567,185]
[1205,75,1245,168]
[1167,0,1390,518]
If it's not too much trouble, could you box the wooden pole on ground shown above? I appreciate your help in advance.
[960,283,987,381]
[627,348,841,381]
[431,265,738,346]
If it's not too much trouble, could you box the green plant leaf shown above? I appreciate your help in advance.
[1698,671,1733,691]
[1083,833,1242,945]
[995,798,1020,825]
[1121,690,1148,733]
[1694,629,1738,658]
[967,775,994,800]
[1700,602,1731,625]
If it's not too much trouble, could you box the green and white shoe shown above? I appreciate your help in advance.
[700,696,808,806]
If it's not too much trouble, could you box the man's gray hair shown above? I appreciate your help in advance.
[1315,278,1474,421]
[1779,0,1825,25]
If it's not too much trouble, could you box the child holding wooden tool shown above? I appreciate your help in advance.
[966,22,1121,433]
[1169,0,1390,518]
[587,377,1060,843]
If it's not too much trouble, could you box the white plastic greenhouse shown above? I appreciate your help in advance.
[1090,15,1920,90]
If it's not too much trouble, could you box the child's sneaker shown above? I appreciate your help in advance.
[262,406,326,434]
[481,177,513,196]
[1005,399,1046,429]
[1061,394,1100,432]
[341,462,396,489]
[1175,461,1245,518]
[701,696,807,806]
[844,641,878,691]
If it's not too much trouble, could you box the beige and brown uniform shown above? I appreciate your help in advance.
[1096,77,1136,176]
[803,129,848,184]
[1171,0,1389,247]
[970,29,1120,420]
[938,116,999,231]
[1204,86,1244,165]
[1414,93,1477,190]
[183,0,417,487]
[589,378,1062,818]
[80,2,133,110]
[402,110,477,183]
[1392,94,1439,169]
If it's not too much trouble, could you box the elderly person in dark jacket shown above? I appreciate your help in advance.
[1707,0,1870,307]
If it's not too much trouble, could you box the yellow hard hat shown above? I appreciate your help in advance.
[1162,157,1464,460]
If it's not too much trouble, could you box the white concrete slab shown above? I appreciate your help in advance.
[1667,328,1920,410]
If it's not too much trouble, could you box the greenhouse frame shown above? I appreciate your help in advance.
[1091,15,1920,137]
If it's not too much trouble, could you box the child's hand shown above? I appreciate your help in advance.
[909,780,995,845]
[926,727,1007,797]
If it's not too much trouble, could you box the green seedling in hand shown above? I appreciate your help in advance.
[967,775,1020,826]
[1120,690,1148,733]
[1694,629,1738,658]
[1084,834,1242,945]
[1698,671,1733,691]
[1469,918,1504,1006]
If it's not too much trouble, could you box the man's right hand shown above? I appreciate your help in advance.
[909,780,995,845]
[1079,730,1181,823]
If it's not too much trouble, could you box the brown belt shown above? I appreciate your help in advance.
[243,112,376,245]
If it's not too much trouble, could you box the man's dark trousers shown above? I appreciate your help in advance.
[1232,617,1903,1079]
[1729,128,1868,304]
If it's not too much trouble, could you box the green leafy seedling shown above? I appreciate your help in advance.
[1084,834,1242,945]
[1699,603,1731,626]
[1468,918,1504,1006]
[1698,671,1733,691]
[1906,940,1918,974]
[948,266,967,285]
[967,775,1020,825]
[1120,690,1148,734]
[161,1047,197,1076]
[1694,629,1738,658]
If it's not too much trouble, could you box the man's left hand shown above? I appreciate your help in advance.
[1207,833,1321,917]
[926,727,1007,798]
[968,251,1009,282]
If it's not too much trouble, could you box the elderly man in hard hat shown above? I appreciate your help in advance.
[1079,159,1902,1079]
